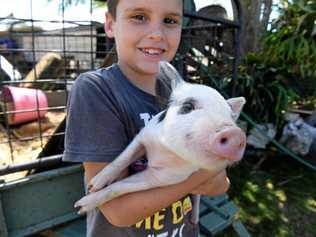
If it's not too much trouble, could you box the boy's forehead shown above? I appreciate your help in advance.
[117,0,183,14]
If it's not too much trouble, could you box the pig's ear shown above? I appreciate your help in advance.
[159,61,185,90]
[157,109,167,123]
[227,97,246,120]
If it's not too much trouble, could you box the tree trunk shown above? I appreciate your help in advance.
[239,0,273,58]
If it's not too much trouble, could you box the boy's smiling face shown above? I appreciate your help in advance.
[105,0,183,80]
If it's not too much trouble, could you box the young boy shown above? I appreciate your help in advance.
[63,0,230,236]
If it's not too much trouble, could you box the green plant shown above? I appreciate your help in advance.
[187,52,298,131]
[229,54,298,130]
[224,158,316,237]
[262,0,316,95]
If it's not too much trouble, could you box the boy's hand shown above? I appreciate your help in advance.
[190,170,230,196]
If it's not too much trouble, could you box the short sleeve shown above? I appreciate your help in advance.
[63,72,128,163]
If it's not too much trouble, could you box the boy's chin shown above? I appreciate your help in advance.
[137,62,161,75]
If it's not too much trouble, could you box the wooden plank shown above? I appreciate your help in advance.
[200,195,230,218]
[0,193,9,237]
[10,213,80,237]
[232,220,252,237]
[0,165,84,237]
[45,91,67,107]
[288,108,313,115]
[40,218,86,237]
[205,194,228,206]
[199,201,239,235]
[199,233,208,237]
[0,165,83,190]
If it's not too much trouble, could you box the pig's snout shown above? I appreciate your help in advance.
[210,127,246,161]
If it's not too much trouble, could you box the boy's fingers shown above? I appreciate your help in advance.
[189,169,219,184]
[191,170,230,196]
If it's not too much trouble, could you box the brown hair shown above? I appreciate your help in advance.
[107,0,119,19]
[107,0,183,19]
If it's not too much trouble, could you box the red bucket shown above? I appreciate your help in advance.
[1,86,48,125]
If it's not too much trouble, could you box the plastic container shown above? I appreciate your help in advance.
[1,86,48,125]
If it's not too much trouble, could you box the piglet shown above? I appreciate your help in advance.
[74,61,247,224]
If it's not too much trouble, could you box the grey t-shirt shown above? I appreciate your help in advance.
[63,64,199,237]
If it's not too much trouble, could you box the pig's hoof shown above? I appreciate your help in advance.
[77,206,91,215]
[74,196,97,214]
[88,183,101,193]
[88,182,103,193]
[89,176,114,192]
[87,183,95,193]
[77,207,87,215]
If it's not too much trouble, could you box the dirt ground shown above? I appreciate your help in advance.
[0,111,65,181]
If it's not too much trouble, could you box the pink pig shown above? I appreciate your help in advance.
[74,61,246,224]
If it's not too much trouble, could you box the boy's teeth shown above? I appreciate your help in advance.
[148,49,158,54]
[143,48,162,55]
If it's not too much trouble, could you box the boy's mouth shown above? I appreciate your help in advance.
[139,47,165,56]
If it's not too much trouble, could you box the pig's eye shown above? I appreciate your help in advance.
[179,101,195,114]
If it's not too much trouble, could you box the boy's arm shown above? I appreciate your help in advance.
[83,162,228,227]
[190,170,230,196]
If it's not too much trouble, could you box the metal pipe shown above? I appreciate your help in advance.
[7,32,106,37]
[0,48,105,54]
[0,106,66,116]
[0,132,65,144]
[0,155,64,176]
[184,11,241,28]
[0,17,96,25]
[1,79,75,84]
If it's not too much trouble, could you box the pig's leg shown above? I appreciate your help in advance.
[75,169,164,214]
[89,133,145,192]
[190,194,200,224]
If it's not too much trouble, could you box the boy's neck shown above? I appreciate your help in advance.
[118,63,157,96]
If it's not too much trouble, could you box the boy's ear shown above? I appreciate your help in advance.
[104,12,115,38]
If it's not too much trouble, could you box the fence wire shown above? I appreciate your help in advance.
[0,0,242,180]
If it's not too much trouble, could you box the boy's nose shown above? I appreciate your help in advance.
[148,31,163,41]
[147,24,164,41]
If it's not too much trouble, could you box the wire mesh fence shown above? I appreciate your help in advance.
[0,0,242,181]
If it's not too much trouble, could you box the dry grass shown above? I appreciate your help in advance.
[0,111,65,181]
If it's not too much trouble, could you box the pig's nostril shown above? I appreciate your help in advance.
[220,137,228,144]
[211,128,246,161]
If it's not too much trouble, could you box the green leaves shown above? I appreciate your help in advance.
[205,51,299,130]
[297,0,316,13]
[312,24,316,36]
[232,58,298,129]
[261,0,316,95]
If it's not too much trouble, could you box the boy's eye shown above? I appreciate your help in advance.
[131,14,146,22]
[164,17,179,25]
